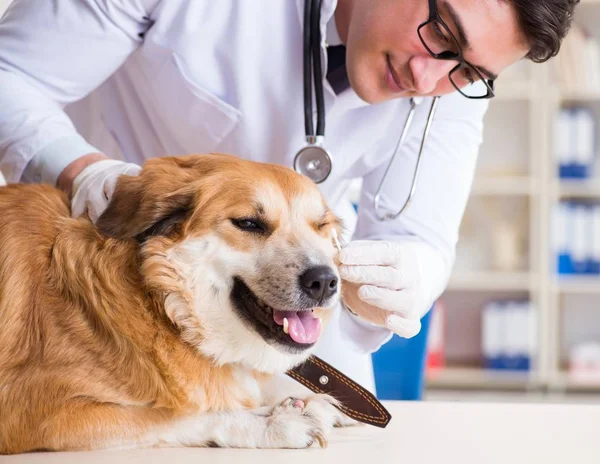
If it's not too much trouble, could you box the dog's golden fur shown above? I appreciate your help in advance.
[0,154,343,453]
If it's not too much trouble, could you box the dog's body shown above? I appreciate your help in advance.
[0,154,345,453]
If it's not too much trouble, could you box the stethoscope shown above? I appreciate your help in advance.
[293,0,440,221]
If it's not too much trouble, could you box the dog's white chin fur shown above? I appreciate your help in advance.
[164,235,330,374]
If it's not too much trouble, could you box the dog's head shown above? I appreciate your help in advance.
[96,154,343,373]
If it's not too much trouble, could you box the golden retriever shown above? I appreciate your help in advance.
[0,154,345,453]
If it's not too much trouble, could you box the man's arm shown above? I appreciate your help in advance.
[0,0,160,187]
[340,92,490,352]
[57,153,110,196]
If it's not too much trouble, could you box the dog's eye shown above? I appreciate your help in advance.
[317,222,329,230]
[231,218,267,233]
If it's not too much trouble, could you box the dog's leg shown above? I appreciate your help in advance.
[156,394,345,449]
[6,402,182,453]
[10,394,342,452]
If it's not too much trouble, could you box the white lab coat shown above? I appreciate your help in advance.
[0,0,489,393]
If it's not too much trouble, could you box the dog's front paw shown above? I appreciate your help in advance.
[264,394,343,449]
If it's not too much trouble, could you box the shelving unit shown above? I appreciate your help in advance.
[427,366,539,391]
[427,0,600,394]
[556,179,600,197]
[554,276,600,295]
[471,176,538,196]
[447,271,536,292]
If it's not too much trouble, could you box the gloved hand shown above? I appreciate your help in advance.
[71,159,142,224]
[338,239,448,339]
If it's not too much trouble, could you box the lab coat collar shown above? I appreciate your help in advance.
[326,8,343,46]
[295,0,338,35]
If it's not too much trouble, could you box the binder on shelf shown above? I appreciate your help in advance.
[585,204,597,275]
[554,108,573,178]
[573,108,596,179]
[482,300,503,370]
[591,205,600,274]
[502,301,520,370]
[554,107,596,179]
[526,302,537,371]
[554,200,600,276]
[553,201,575,274]
[481,299,535,372]
[572,202,589,273]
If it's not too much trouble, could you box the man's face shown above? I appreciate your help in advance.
[336,0,530,104]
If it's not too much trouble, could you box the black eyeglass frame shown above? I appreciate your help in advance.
[417,0,495,99]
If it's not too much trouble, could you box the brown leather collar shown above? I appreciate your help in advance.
[286,355,392,428]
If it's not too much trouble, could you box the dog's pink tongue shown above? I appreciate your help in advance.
[273,310,321,344]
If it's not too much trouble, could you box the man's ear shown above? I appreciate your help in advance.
[96,157,200,240]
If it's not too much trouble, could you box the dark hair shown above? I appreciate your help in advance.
[509,0,580,63]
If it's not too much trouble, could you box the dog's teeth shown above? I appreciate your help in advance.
[283,317,289,334]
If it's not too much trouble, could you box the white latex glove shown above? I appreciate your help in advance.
[71,159,142,224]
[338,239,448,339]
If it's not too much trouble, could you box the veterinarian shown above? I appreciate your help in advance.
[0,0,577,395]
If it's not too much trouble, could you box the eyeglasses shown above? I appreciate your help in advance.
[417,0,495,99]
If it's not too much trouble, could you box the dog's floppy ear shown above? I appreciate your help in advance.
[96,157,203,240]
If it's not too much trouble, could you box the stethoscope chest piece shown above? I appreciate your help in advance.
[294,0,440,210]
[294,136,332,183]
[295,0,331,185]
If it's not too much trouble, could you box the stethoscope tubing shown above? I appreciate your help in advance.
[304,0,325,137]
[297,0,440,221]
[374,96,440,221]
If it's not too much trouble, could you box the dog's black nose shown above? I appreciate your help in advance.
[299,266,338,302]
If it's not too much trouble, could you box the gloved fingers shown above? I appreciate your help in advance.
[102,172,119,202]
[87,201,103,225]
[123,164,142,176]
[339,264,413,290]
[71,173,110,222]
[70,176,97,219]
[71,187,108,223]
[357,285,416,315]
[338,240,405,266]
[103,164,142,200]
[70,191,86,219]
[70,161,142,223]
[385,314,421,339]
[87,187,111,224]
